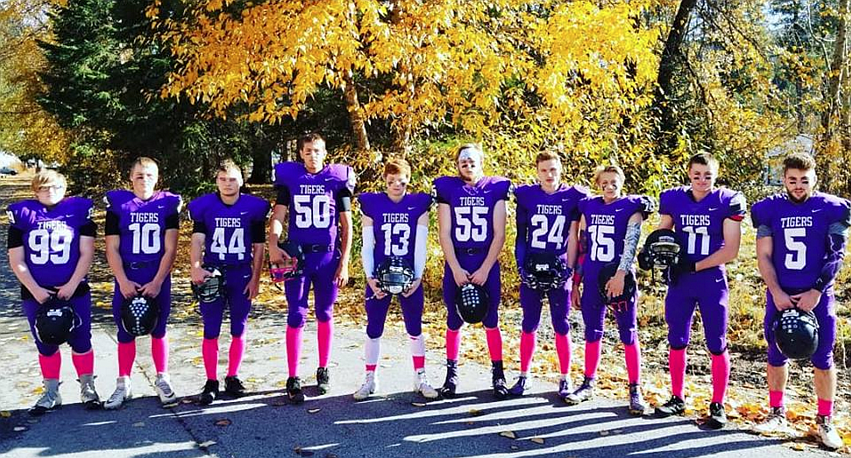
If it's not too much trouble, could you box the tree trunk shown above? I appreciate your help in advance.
[342,72,370,152]
[817,0,849,191]
[652,0,699,156]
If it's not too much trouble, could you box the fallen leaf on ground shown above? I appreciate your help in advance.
[214,419,231,426]
[468,409,483,417]
[1,411,11,418]
[499,431,517,439]
[531,437,544,444]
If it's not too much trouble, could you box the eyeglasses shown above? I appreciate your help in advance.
[37,185,65,192]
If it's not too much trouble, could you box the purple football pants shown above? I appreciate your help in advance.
[665,267,728,354]
[112,263,171,343]
[200,264,253,339]
[765,288,836,370]
[285,250,340,328]
[443,252,501,330]
[24,292,93,356]
[519,282,571,336]
[365,285,424,338]
[580,273,638,345]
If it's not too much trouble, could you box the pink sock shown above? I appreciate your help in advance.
[227,336,245,377]
[317,320,333,368]
[584,340,602,379]
[413,356,425,370]
[624,343,642,384]
[769,390,784,408]
[519,332,537,373]
[366,364,377,371]
[710,351,730,403]
[286,326,302,377]
[555,333,571,375]
[202,338,218,381]
[151,337,168,374]
[818,398,833,417]
[669,348,687,398]
[118,341,136,377]
[485,327,503,362]
[72,350,94,377]
[38,352,61,379]
[446,329,461,361]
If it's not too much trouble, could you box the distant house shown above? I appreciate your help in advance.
[765,135,813,185]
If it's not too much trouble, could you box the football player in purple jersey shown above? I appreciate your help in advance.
[433,144,512,399]
[751,153,848,449]
[269,132,355,403]
[653,152,745,429]
[568,165,653,414]
[353,158,438,401]
[103,158,181,409]
[188,160,269,405]
[509,151,586,399]
[7,170,100,415]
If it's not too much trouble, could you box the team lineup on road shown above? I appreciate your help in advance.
[4,133,848,451]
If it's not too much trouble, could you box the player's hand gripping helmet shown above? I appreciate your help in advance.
[455,283,489,324]
[35,297,79,345]
[638,229,682,270]
[521,252,569,292]
[375,256,415,295]
[120,294,159,337]
[773,308,819,360]
[597,262,637,310]
[271,240,304,282]
[192,266,224,303]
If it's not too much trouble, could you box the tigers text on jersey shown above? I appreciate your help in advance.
[7,197,94,287]
[659,186,746,264]
[515,184,587,255]
[752,192,851,291]
[579,195,654,275]
[433,176,512,250]
[188,193,270,266]
[358,192,432,267]
[273,162,356,246]
[105,190,181,262]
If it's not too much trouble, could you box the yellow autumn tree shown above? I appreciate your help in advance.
[150,0,663,182]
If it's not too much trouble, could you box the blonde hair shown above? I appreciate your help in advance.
[593,164,625,186]
[456,143,484,161]
[31,170,67,193]
[130,157,159,174]
[217,159,244,184]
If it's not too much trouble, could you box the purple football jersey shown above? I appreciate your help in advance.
[106,189,182,262]
[515,184,588,256]
[7,197,94,287]
[659,186,746,264]
[273,162,356,246]
[752,192,851,291]
[359,192,432,267]
[579,195,654,276]
[188,193,270,266]
[433,176,512,250]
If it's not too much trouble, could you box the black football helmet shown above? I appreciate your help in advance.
[597,262,637,309]
[773,308,819,360]
[271,240,304,282]
[455,283,489,324]
[34,297,78,345]
[120,295,159,337]
[375,256,415,295]
[521,252,569,292]
[192,266,224,303]
[638,229,682,270]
